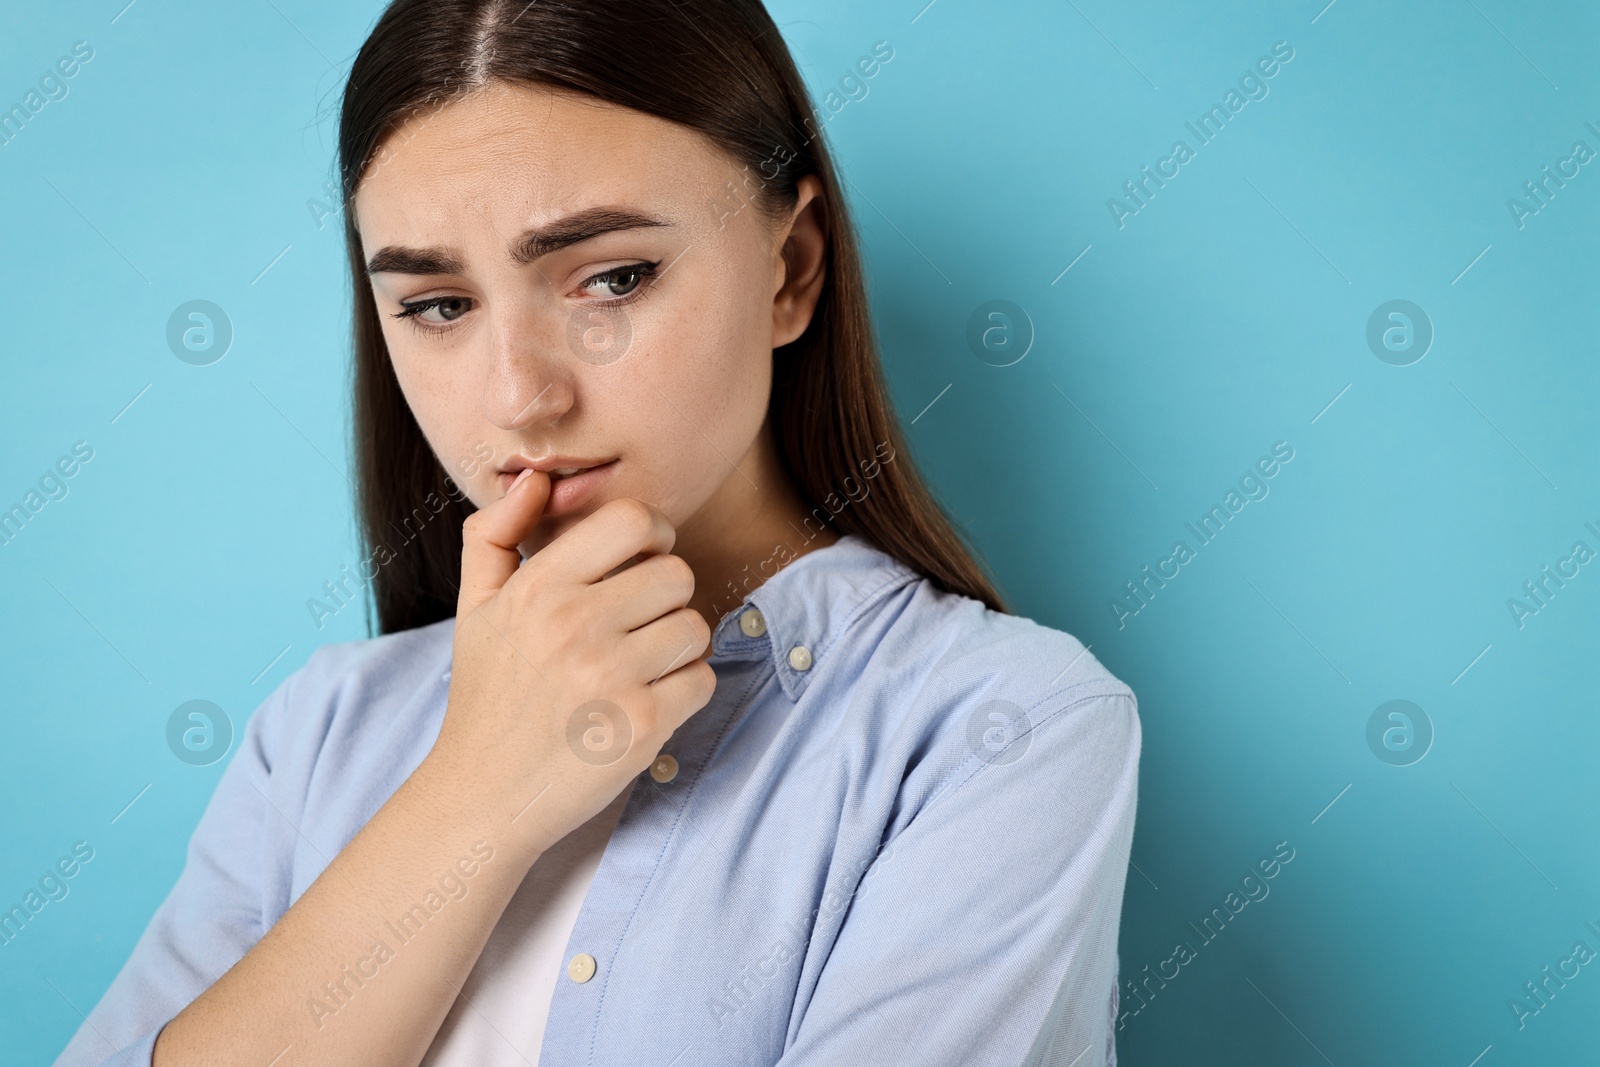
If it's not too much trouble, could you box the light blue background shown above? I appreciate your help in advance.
[3,1,1595,1063]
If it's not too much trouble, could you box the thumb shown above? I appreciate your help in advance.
[458,468,551,613]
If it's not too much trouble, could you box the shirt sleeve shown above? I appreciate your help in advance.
[51,667,301,1067]
[777,686,1141,1067]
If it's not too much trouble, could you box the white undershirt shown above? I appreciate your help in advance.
[421,780,637,1066]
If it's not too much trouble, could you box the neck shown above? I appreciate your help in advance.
[673,420,839,660]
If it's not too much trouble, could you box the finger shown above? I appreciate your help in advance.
[517,496,677,590]
[618,606,712,687]
[590,553,697,634]
[457,468,551,613]
[646,658,718,732]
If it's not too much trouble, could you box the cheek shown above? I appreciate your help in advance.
[614,280,771,511]
[660,278,769,413]
[385,343,490,498]
[651,247,773,404]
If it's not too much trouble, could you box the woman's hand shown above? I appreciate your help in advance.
[427,468,718,869]
[147,469,714,1066]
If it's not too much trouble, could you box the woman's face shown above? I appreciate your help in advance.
[353,80,821,556]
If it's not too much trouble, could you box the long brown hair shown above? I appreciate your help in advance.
[337,0,1010,635]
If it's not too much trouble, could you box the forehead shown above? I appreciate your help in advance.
[353,81,730,239]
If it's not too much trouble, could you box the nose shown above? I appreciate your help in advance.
[480,302,572,431]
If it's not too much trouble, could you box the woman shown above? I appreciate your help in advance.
[56,1,1140,1064]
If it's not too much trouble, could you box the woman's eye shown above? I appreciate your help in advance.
[583,261,660,302]
[392,296,472,334]
[389,262,659,338]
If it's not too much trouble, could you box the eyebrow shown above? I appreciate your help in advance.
[364,207,672,276]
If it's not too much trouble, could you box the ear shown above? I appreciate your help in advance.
[770,174,828,349]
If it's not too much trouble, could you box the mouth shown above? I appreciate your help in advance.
[497,457,621,517]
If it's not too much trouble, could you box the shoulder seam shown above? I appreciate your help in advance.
[920,686,1136,815]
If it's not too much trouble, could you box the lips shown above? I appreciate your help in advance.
[495,457,620,516]
[497,455,616,484]
[543,459,620,516]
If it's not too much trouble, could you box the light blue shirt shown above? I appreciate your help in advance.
[56,532,1141,1066]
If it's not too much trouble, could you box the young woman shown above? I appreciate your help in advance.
[56,1,1140,1064]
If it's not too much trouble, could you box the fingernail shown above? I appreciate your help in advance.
[510,468,534,492]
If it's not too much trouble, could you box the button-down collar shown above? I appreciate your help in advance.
[708,533,920,701]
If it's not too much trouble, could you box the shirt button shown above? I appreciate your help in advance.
[739,607,767,638]
[650,754,679,783]
[788,645,813,671]
[568,953,597,983]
